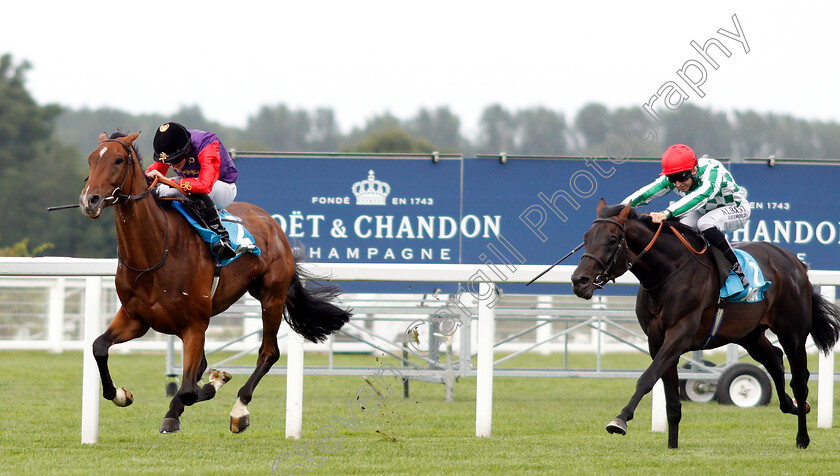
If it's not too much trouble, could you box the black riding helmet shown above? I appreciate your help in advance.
[153,122,191,164]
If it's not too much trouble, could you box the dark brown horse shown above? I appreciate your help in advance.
[571,199,840,449]
[79,131,350,434]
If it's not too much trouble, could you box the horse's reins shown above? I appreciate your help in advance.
[101,138,172,279]
[581,217,709,289]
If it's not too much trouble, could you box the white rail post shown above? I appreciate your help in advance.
[651,379,666,432]
[48,277,66,353]
[81,276,102,444]
[286,331,304,439]
[535,294,552,355]
[818,285,836,429]
[475,282,495,437]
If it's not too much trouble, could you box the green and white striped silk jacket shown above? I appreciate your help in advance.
[623,158,748,219]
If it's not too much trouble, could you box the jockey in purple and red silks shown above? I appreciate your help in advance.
[145,122,240,260]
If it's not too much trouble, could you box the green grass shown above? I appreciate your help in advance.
[2,350,840,475]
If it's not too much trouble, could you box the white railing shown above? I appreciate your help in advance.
[1,257,838,443]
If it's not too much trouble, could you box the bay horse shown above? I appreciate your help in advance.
[79,131,351,434]
[571,199,840,449]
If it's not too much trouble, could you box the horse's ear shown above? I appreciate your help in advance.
[596,198,606,217]
[98,132,107,143]
[618,202,632,223]
[124,132,141,146]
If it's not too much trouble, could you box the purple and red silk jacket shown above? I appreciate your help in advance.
[145,129,238,194]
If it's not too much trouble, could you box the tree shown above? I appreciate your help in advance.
[732,110,772,158]
[515,107,567,155]
[344,128,435,153]
[406,106,464,153]
[476,104,516,153]
[574,103,611,149]
[662,104,732,158]
[245,104,311,151]
[308,108,342,152]
[608,107,663,157]
[0,55,60,172]
[0,54,115,257]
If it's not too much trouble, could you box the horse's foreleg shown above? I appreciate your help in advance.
[608,323,692,439]
[92,308,149,406]
[230,301,284,434]
[661,364,682,449]
[161,327,208,434]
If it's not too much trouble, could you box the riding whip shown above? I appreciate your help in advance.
[46,204,80,211]
[525,241,585,286]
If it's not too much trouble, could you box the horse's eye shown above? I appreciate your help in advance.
[608,236,618,246]
[114,157,124,165]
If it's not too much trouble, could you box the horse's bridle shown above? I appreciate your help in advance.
[580,218,631,289]
[100,138,170,278]
[581,216,709,290]
[99,139,156,205]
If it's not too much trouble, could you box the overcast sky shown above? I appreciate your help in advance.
[3,1,837,136]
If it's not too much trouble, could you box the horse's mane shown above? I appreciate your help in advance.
[599,204,704,242]
[107,130,143,167]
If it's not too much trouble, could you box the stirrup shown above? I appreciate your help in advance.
[731,262,749,288]
[213,241,237,260]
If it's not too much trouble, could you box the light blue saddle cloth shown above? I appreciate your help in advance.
[720,248,771,303]
[172,201,261,266]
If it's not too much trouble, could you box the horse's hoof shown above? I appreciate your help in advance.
[606,418,627,435]
[793,399,812,414]
[160,418,181,434]
[797,438,810,449]
[209,369,232,388]
[230,414,250,434]
[113,388,134,407]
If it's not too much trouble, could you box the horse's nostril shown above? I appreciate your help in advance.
[90,195,100,205]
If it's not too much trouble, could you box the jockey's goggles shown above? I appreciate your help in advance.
[666,170,693,184]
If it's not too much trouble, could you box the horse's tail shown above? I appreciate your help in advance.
[810,288,840,355]
[284,264,352,343]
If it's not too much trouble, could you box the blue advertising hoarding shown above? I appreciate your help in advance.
[233,153,840,292]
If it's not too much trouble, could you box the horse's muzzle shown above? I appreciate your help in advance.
[571,272,595,300]
[79,192,103,218]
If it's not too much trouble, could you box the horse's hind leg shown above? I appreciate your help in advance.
[229,289,286,434]
[778,337,811,449]
[739,331,796,414]
[93,308,149,407]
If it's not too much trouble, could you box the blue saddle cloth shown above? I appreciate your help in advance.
[720,249,771,303]
[172,201,261,266]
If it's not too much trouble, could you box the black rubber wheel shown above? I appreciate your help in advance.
[165,381,178,397]
[679,359,717,402]
[715,363,772,407]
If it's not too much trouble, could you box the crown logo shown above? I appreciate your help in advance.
[352,170,391,206]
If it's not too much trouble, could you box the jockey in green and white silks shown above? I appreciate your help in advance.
[622,144,751,288]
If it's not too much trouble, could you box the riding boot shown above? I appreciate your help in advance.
[192,194,237,260]
[701,227,749,289]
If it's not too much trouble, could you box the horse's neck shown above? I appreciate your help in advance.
[625,220,686,280]
[114,172,169,265]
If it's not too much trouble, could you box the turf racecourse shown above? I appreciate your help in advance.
[2,350,840,475]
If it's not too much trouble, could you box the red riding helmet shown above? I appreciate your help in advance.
[660,144,697,175]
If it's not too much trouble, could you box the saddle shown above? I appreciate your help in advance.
[709,246,771,303]
[170,200,261,265]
